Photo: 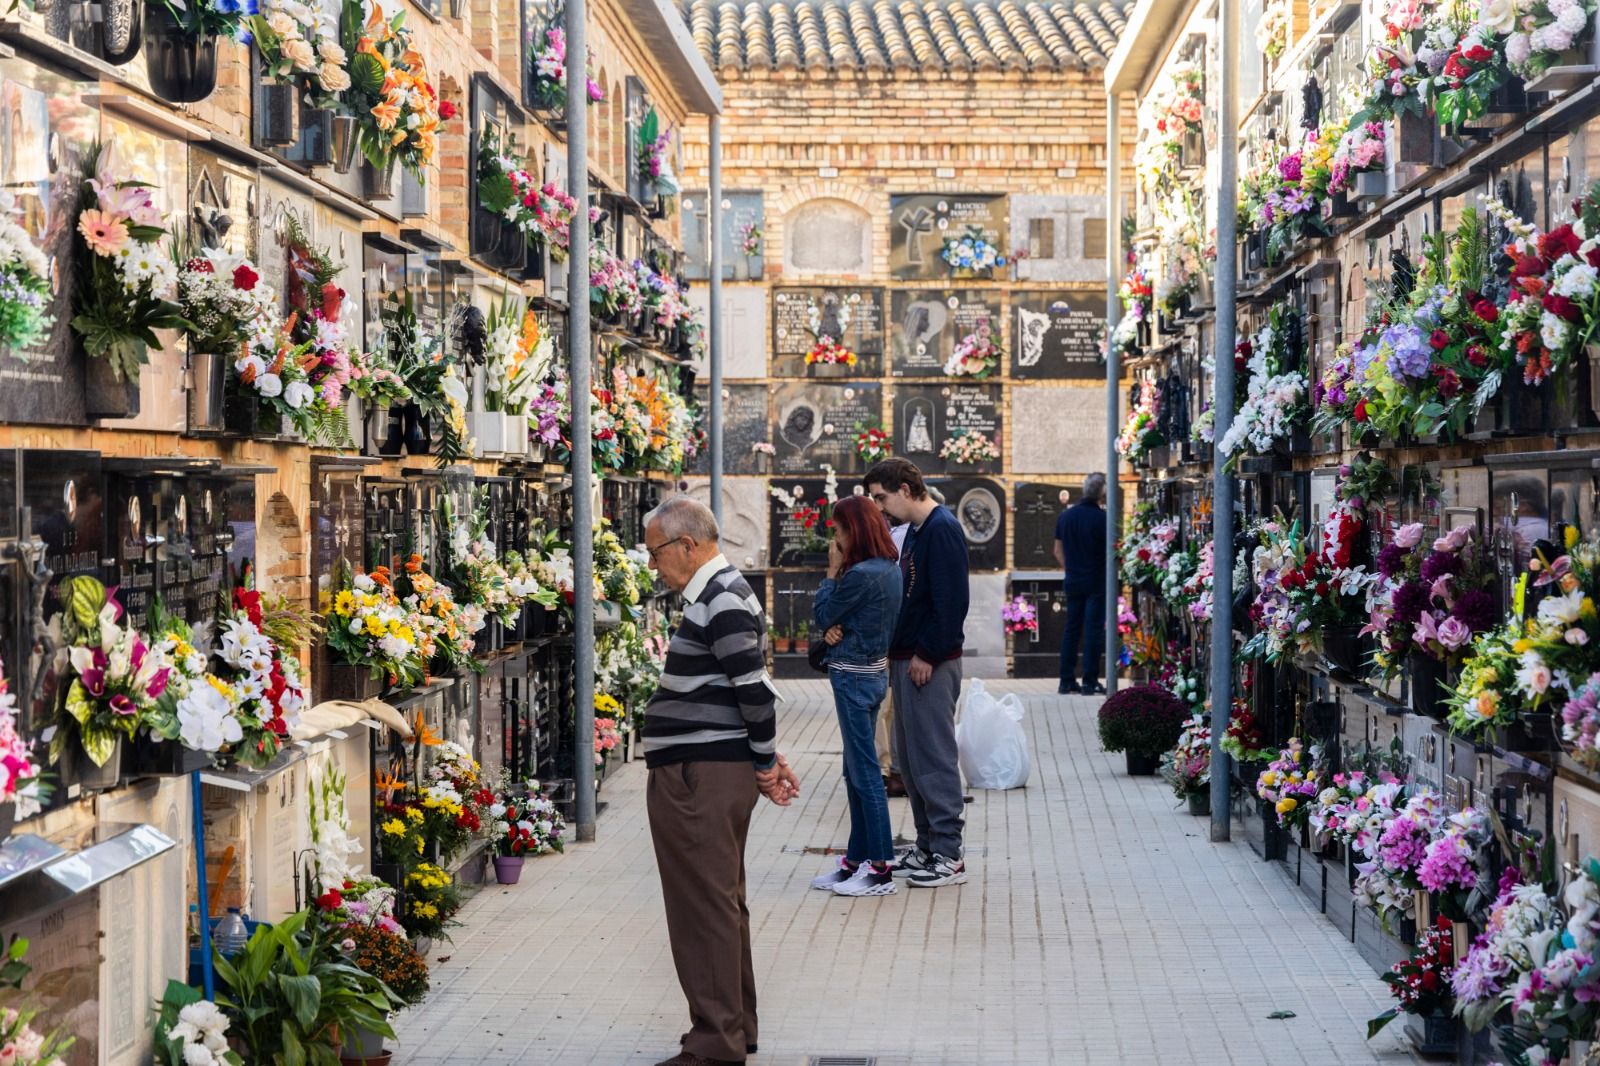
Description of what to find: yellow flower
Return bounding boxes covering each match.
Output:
[1513,639,1533,654]
[1582,597,1596,619]
[205,675,235,701]
[334,590,356,616]
[404,807,424,823]
[1260,771,1280,786]
[365,615,387,637]
[1480,667,1499,685]
[1567,525,1581,549]
[381,818,406,836]
[1276,798,1298,815]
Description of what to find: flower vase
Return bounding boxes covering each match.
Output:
[809,362,852,378]
[1124,750,1159,776]
[1393,112,1434,166]
[755,453,772,475]
[330,115,360,174]
[1320,625,1367,676]
[96,0,143,64]
[948,266,991,282]
[256,78,300,149]
[85,354,140,420]
[363,158,398,203]
[1407,652,1447,719]
[340,1022,387,1060]
[71,738,124,792]
[744,254,761,280]
[1179,129,1204,169]
[1353,170,1387,202]
[493,855,524,884]
[0,802,16,847]
[944,460,987,476]
[144,1,219,103]
[1186,791,1210,816]
[1402,1010,1457,1056]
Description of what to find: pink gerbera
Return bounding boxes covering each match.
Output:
[78,209,129,256]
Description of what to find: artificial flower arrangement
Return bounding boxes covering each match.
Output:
[1156,545,1197,612]
[71,143,185,386]
[1117,504,1178,589]
[211,586,307,769]
[176,246,275,356]
[1162,713,1210,800]
[938,429,1000,465]
[804,294,859,367]
[594,702,622,765]
[944,316,1002,378]
[1366,917,1457,1038]
[325,561,429,691]
[528,23,605,112]
[0,191,52,353]
[1107,267,1149,361]
[589,245,643,321]
[1367,521,1497,685]
[1328,121,1387,196]
[594,519,652,612]
[401,860,462,941]
[0,657,45,818]
[1503,0,1600,81]
[596,620,668,724]
[1181,539,1215,622]
[634,259,692,335]
[1114,378,1163,460]
[1241,509,1377,663]
[1425,21,1510,130]
[394,552,480,674]
[1001,596,1038,635]
[46,576,174,771]
[1218,303,1309,464]
[1133,62,1203,196]
[482,296,550,420]
[1486,183,1600,389]
[636,106,679,202]
[1220,692,1273,762]
[854,425,891,464]
[281,216,357,437]
[154,983,239,1066]
[477,128,581,260]
[336,0,443,178]
[1256,738,1323,830]
[1253,137,1331,265]
[381,291,472,466]
[603,366,695,474]
[1255,0,1287,59]
[249,0,344,91]
[770,466,843,554]
[487,773,565,857]
[939,225,1007,274]
[738,222,763,257]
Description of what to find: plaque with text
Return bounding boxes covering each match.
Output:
[772,381,882,475]
[691,384,769,475]
[1014,482,1074,569]
[1012,291,1105,379]
[889,289,1002,377]
[928,478,1007,571]
[683,190,765,282]
[890,382,1002,475]
[890,193,1007,280]
[768,475,866,567]
[771,287,884,377]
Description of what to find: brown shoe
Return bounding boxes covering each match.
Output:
[885,772,906,798]
[656,1053,743,1066]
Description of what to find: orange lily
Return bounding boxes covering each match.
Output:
[371,565,393,587]
[371,100,401,130]
[405,553,423,573]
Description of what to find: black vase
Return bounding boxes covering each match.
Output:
[379,405,406,456]
[1408,652,1448,719]
[404,405,431,455]
[143,2,218,103]
[1321,625,1367,676]
[1124,750,1160,776]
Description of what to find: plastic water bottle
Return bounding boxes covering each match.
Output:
[214,908,250,957]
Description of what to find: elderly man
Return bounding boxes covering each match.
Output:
[641,496,800,1066]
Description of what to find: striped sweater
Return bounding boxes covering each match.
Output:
[642,558,778,769]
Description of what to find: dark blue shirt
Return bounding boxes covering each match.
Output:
[1056,501,1106,595]
[890,505,969,661]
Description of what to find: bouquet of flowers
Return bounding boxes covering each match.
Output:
[771,470,841,554]
[401,861,462,941]
[70,144,184,384]
[1256,0,1287,58]
[854,425,890,464]
[636,106,678,199]
[250,0,343,90]
[1368,522,1497,681]
[338,0,443,177]
[326,562,428,690]
[1311,771,1404,852]
[1218,305,1309,463]
[281,217,357,434]
[1001,596,1038,635]
[1243,513,1374,663]
[1487,185,1600,388]
[212,587,306,769]
[1220,696,1273,762]
[1367,918,1457,1037]
[154,985,238,1066]
[589,246,642,320]
[738,222,763,257]
[528,24,605,112]
[1114,378,1163,459]
[178,248,275,356]
[396,554,479,672]
[1451,870,1569,1035]
[1162,714,1211,799]
[1426,23,1508,129]
[1118,507,1177,588]
[595,709,622,765]
[940,226,1007,273]
[944,317,1003,378]
[0,191,52,352]
[1256,141,1330,264]
[1182,539,1216,622]
[487,774,565,856]
[1256,738,1322,829]
[805,294,858,366]
[1328,121,1386,195]
[0,657,46,818]
[939,429,999,465]
[1503,0,1600,80]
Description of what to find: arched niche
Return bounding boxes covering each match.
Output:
[784,197,871,276]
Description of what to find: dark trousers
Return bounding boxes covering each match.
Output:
[1060,592,1105,687]
[890,657,965,858]
[830,668,894,863]
[648,760,759,1061]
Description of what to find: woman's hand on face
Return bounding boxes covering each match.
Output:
[826,537,843,579]
[824,625,844,646]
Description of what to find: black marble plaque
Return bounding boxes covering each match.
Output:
[1011,292,1105,380]
[772,382,882,476]
[771,287,884,378]
[105,475,164,631]
[24,450,103,588]
[768,475,865,568]
[765,570,824,639]
[1014,482,1073,569]
[184,478,232,632]
[927,478,1007,571]
[691,384,769,476]
[890,382,1002,476]
[889,193,1007,281]
[889,289,1002,377]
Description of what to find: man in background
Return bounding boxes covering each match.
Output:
[1055,472,1107,696]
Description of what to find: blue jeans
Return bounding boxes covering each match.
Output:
[830,668,894,863]
[1060,592,1105,687]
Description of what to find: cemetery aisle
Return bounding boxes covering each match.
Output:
[390,680,1416,1066]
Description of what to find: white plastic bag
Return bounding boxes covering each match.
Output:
[956,678,1030,789]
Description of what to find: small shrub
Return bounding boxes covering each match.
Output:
[1097,683,1188,758]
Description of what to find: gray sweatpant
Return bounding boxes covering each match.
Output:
[890,657,964,859]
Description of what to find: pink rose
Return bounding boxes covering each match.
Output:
[1436,616,1472,650]
[1432,526,1471,553]
[1394,523,1424,549]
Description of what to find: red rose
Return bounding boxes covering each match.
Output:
[1463,44,1492,62]
[1315,581,1330,597]
[316,889,343,910]
[1429,329,1449,350]
[1588,247,1600,270]
[1512,254,1548,279]
[1466,344,1488,367]
[439,100,458,121]
[185,257,214,274]
[1354,398,1369,422]
[1540,225,1581,261]
[1543,293,1582,322]
[1421,970,1440,991]
[1472,298,1499,323]
[233,264,259,291]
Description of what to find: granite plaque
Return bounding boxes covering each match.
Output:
[766,570,824,641]
[683,190,765,282]
[771,287,884,378]
[889,193,1007,281]
[768,475,866,567]
[684,477,771,571]
[965,571,1007,676]
[1010,195,1108,283]
[13,893,101,1065]
[1011,386,1107,474]
[687,284,766,379]
[772,382,882,475]
[889,289,1002,377]
[106,474,163,631]
[1011,292,1105,380]
[185,477,233,631]
[785,198,871,276]
[691,384,769,476]
[1014,482,1074,569]
[890,382,1002,476]
[927,477,1007,571]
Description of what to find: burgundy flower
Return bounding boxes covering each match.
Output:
[1420,550,1461,584]
[1429,329,1450,351]
[1472,299,1499,324]
[1543,293,1582,322]
[1450,588,1496,633]
[1540,225,1581,261]
[109,694,137,716]
[1377,542,1409,579]
[233,264,260,291]
[1391,581,1430,628]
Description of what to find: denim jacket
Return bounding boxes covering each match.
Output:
[813,557,903,666]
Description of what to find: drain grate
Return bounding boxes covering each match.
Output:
[809,1058,876,1066]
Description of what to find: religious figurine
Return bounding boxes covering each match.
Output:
[906,408,934,453]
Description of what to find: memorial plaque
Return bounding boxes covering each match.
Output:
[889,193,1007,281]
[889,289,1002,377]
[683,190,765,282]
[785,199,871,276]
[691,385,769,476]
[105,474,162,631]
[771,287,884,378]
[772,382,882,475]
[13,893,101,1065]
[890,382,1002,476]
[965,571,1008,675]
[768,475,866,567]
[685,477,771,571]
[185,477,232,631]
[1011,292,1105,380]
[1011,386,1107,474]
[688,285,766,378]
[766,570,824,641]
[928,477,1007,571]
[1014,482,1073,569]
[1010,195,1108,283]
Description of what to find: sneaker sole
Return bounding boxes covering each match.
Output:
[833,883,898,896]
[811,879,850,891]
[908,871,968,887]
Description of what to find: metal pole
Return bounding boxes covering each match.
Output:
[708,114,724,525]
[1209,0,1240,843]
[192,771,214,1000]
[568,0,596,843]
[1103,91,1122,695]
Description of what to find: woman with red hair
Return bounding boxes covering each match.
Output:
[807,494,903,897]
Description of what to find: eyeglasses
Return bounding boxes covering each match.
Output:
[644,536,687,562]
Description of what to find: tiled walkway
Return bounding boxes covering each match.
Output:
[391,679,1419,1065]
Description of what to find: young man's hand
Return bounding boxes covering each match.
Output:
[910,655,933,687]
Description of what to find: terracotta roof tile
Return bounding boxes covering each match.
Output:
[680,0,1130,72]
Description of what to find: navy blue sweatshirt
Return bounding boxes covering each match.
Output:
[890,504,969,662]
[1056,500,1106,595]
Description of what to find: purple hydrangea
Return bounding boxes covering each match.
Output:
[1383,323,1433,380]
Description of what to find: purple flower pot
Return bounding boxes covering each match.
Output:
[494,856,525,885]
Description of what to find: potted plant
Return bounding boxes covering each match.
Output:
[1097,684,1187,775]
[144,0,250,103]
[335,922,430,1062]
[794,621,810,655]
[487,777,566,884]
[773,626,791,655]
[1366,918,1457,1052]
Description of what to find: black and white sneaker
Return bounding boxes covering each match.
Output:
[810,857,858,890]
[891,848,932,879]
[833,864,897,896]
[907,854,967,887]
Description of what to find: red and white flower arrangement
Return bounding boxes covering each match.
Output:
[213,587,305,769]
[944,317,1002,378]
[1487,191,1600,387]
[176,248,277,355]
[854,425,891,463]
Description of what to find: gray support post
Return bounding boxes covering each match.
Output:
[708,114,724,524]
[1209,0,1240,843]
[1104,91,1122,695]
[568,0,596,843]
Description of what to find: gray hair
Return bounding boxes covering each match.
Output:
[1082,472,1106,503]
[644,495,720,544]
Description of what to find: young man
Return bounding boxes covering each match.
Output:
[863,458,969,887]
[640,496,800,1066]
[1054,472,1108,696]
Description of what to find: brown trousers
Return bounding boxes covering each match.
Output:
[647,760,759,1062]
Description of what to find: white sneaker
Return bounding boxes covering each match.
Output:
[891,848,932,878]
[810,857,858,890]
[832,864,898,896]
